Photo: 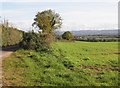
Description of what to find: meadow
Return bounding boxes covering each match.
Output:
[3,41,119,86]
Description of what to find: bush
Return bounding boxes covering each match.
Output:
[62,31,73,40]
[20,31,54,51]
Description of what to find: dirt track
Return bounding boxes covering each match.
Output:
[0,45,19,59]
[0,51,13,59]
[0,45,19,87]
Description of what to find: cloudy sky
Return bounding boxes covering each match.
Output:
[0,0,118,31]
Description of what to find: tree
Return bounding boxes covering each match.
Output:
[32,9,62,34]
[62,31,73,40]
[20,9,62,51]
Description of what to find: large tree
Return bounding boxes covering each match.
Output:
[33,9,62,34]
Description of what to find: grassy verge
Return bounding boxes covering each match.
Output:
[3,41,119,86]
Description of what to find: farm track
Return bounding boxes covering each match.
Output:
[0,45,19,87]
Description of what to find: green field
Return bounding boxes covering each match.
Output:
[3,41,119,86]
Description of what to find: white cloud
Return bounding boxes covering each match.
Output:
[2,10,26,14]
[1,0,119,2]
[1,1,118,31]
[2,10,28,19]
[61,9,117,31]
[8,20,34,31]
[3,8,117,31]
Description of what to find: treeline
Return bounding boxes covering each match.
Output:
[74,36,120,42]
[56,33,120,42]
[0,23,23,47]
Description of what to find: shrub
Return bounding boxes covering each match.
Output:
[20,31,54,51]
[62,31,73,40]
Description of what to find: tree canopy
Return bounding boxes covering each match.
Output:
[62,31,74,40]
[33,9,62,34]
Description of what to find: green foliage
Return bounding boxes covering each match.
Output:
[62,31,73,40]
[20,31,53,51]
[0,25,23,47]
[33,9,62,33]
[75,36,119,42]
[3,42,118,86]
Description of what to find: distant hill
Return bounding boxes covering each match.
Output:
[55,30,119,36]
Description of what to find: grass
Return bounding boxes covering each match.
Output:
[3,41,119,86]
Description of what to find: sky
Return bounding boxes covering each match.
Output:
[0,0,119,31]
